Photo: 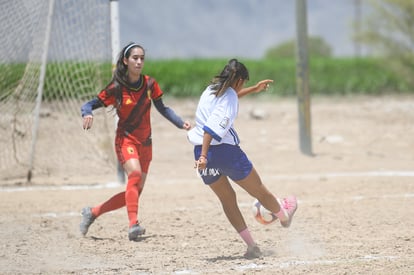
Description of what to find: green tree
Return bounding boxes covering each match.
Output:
[355,0,414,88]
[264,36,332,59]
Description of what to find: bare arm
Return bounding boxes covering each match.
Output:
[238,79,274,98]
[195,132,213,170]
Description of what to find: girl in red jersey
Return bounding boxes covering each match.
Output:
[79,42,191,241]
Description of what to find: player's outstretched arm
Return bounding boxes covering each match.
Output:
[153,97,191,130]
[238,79,274,98]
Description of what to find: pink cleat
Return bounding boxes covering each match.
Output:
[278,196,298,228]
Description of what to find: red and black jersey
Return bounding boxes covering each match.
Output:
[97,75,163,144]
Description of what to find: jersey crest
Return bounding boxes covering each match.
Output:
[219,117,229,129]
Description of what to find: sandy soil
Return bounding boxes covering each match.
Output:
[0,95,413,274]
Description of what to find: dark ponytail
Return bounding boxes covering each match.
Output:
[210,59,249,97]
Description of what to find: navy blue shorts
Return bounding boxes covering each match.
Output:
[194,144,252,185]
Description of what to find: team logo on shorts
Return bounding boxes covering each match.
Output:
[219,117,229,129]
[127,146,134,154]
[198,168,220,177]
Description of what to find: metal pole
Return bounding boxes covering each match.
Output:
[110,0,125,184]
[354,0,362,57]
[295,0,313,156]
[27,0,55,182]
[110,0,120,68]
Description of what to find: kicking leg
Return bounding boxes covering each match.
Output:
[235,167,297,227]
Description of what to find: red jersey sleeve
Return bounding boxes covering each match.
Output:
[97,82,117,107]
[145,76,163,100]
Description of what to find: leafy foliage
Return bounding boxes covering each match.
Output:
[264,36,332,59]
[1,58,412,101]
[355,0,414,86]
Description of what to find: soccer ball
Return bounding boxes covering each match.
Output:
[252,199,278,225]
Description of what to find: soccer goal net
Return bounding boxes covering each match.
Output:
[0,0,117,183]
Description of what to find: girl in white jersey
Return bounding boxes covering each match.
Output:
[187,59,297,259]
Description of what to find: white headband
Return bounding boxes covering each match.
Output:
[123,43,139,58]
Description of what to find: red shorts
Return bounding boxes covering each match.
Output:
[115,135,152,173]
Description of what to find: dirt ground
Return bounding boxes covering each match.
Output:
[1,95,413,274]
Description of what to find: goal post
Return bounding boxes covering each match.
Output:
[0,0,116,183]
[295,0,313,156]
[109,0,126,184]
[27,0,55,182]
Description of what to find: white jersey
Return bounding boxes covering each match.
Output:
[187,85,240,146]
